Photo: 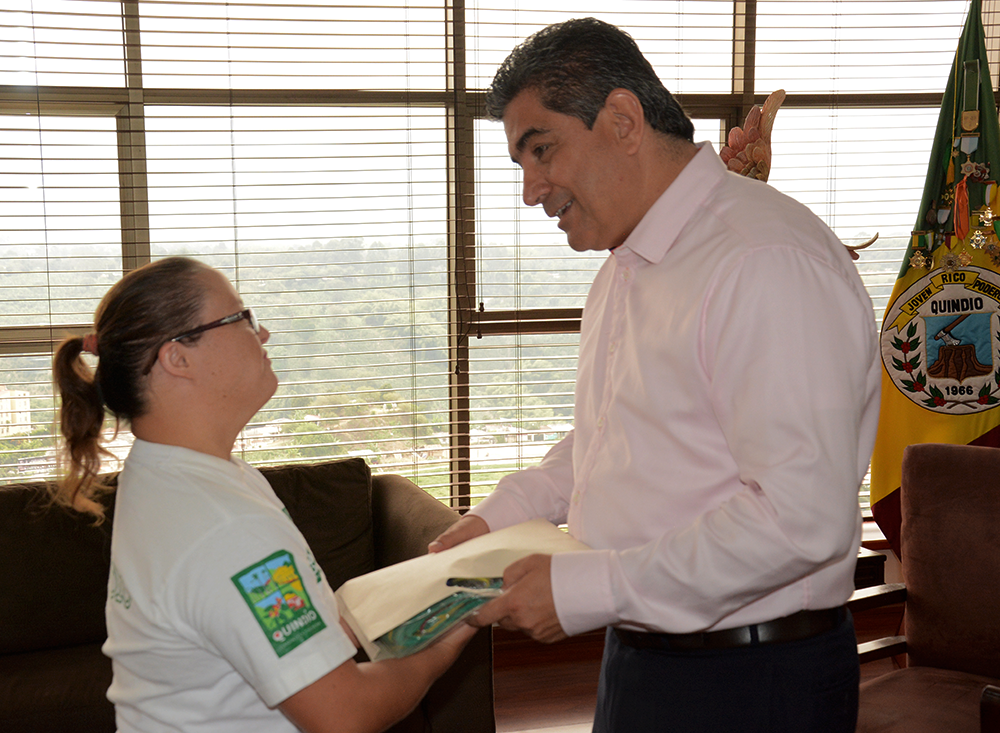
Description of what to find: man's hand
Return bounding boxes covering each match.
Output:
[468,553,566,644]
[428,514,490,553]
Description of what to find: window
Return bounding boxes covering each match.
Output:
[1,0,992,512]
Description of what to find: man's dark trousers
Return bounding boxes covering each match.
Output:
[593,613,859,732]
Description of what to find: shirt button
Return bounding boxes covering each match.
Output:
[597,417,605,430]
[609,342,617,354]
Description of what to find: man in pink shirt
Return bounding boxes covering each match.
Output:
[431,17,880,732]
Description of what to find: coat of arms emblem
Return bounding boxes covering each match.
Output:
[881,266,1000,413]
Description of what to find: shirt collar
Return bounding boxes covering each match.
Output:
[615,141,727,265]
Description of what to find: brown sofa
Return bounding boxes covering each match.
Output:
[0,457,494,733]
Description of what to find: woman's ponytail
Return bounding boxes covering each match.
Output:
[52,335,114,520]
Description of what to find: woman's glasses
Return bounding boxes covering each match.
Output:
[169,308,259,343]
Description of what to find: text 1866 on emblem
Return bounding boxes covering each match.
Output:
[882,267,1000,414]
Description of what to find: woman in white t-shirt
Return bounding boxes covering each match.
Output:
[51,256,475,733]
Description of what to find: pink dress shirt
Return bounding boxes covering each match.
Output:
[470,142,881,636]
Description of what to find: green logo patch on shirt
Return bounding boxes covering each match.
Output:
[232,549,327,657]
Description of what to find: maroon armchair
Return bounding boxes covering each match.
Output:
[848,443,1000,732]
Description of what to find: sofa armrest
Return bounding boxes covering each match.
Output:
[370,474,496,733]
[370,474,461,570]
[372,474,496,733]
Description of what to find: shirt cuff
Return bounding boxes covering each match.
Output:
[550,549,617,637]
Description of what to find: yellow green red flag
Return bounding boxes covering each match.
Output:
[871,0,1000,555]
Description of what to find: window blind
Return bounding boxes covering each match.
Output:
[138,1,446,90]
[1,0,996,513]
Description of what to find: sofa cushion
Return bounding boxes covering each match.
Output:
[0,482,114,655]
[857,666,994,732]
[0,643,115,731]
[260,457,375,592]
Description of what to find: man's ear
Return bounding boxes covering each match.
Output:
[603,89,645,153]
[156,341,194,379]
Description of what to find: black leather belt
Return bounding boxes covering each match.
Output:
[614,606,848,652]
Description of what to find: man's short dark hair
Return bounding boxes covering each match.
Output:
[485,17,695,143]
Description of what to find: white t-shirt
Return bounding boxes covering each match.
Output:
[104,439,357,733]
